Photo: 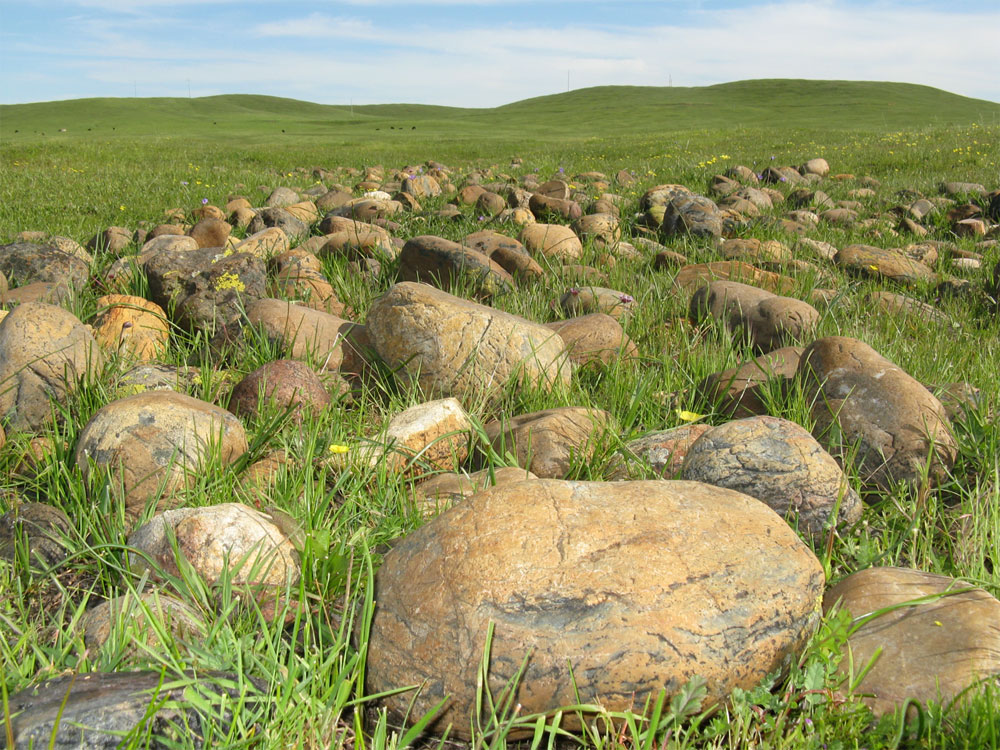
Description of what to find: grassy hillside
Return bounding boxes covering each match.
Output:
[2,80,998,143]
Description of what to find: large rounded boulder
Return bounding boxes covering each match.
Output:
[796,337,957,490]
[366,479,824,738]
[824,567,1000,716]
[75,391,248,518]
[0,302,104,432]
[366,282,571,403]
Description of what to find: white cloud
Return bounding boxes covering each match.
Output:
[4,1,999,106]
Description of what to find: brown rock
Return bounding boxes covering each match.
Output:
[681,416,862,539]
[545,313,638,367]
[697,347,803,418]
[0,302,103,432]
[358,397,473,474]
[75,391,248,518]
[824,567,1000,716]
[796,337,957,489]
[484,407,614,478]
[398,235,513,298]
[461,231,543,280]
[366,282,570,403]
[673,261,797,295]
[91,294,169,361]
[745,296,820,352]
[834,244,938,286]
[187,217,232,249]
[519,223,583,261]
[689,279,775,330]
[228,359,331,421]
[367,479,824,739]
[244,299,370,377]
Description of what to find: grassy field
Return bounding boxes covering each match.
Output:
[1,80,999,748]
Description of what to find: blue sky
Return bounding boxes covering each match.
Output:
[2,0,999,106]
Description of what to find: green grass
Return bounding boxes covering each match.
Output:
[1,79,999,748]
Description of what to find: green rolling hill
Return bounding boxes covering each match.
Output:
[2,80,998,144]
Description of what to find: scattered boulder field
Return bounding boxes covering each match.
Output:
[1,154,998,745]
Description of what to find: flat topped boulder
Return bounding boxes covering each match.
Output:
[367,479,824,739]
[366,282,571,403]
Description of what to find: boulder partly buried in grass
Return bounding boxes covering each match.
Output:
[823,566,1000,717]
[75,391,248,519]
[796,336,957,490]
[0,301,104,432]
[366,282,571,404]
[366,479,824,739]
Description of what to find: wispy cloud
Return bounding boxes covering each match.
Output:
[3,1,999,105]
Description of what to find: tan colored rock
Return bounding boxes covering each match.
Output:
[244,299,370,376]
[187,217,232,249]
[0,302,104,432]
[797,337,957,489]
[560,286,635,321]
[824,567,1000,716]
[232,226,289,259]
[128,503,299,588]
[462,231,543,280]
[366,282,571,403]
[410,466,537,518]
[545,313,638,367]
[81,591,206,653]
[519,223,583,261]
[91,294,169,362]
[673,261,798,295]
[367,479,825,739]
[360,397,473,474]
[835,244,938,286]
[484,407,614,478]
[682,416,862,539]
[75,391,248,518]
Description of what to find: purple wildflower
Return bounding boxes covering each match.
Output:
[180,180,189,186]
[568,287,580,296]
[770,155,776,160]
[477,215,486,222]
[780,176,787,182]
[201,198,209,204]
[619,293,634,305]
[558,167,564,173]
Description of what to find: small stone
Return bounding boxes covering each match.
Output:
[519,223,583,261]
[409,467,538,518]
[607,424,710,479]
[560,286,635,321]
[696,346,803,418]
